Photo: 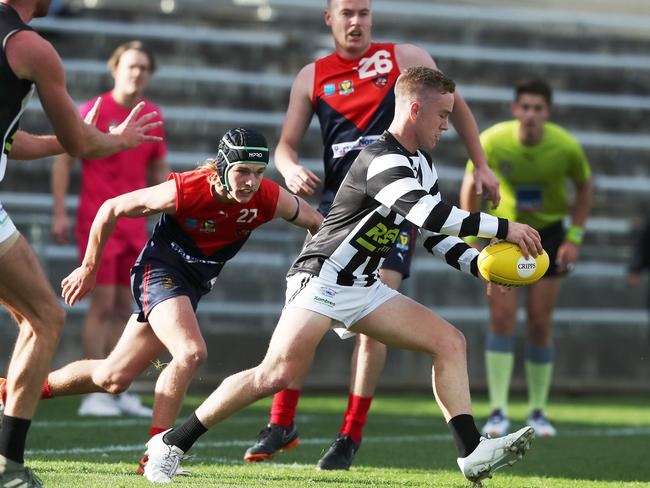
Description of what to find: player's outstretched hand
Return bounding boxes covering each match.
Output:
[473,165,501,208]
[110,101,164,148]
[506,222,542,259]
[61,265,96,306]
[84,97,102,126]
[284,164,320,196]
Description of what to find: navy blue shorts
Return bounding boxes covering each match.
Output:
[131,261,207,323]
[539,221,565,278]
[381,222,417,279]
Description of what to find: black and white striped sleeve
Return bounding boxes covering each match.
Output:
[420,230,480,277]
[366,154,508,239]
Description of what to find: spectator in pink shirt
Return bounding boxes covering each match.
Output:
[51,40,169,417]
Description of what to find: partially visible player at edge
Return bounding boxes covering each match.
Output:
[246,0,501,470]
[0,0,162,486]
[460,78,592,438]
[143,67,540,485]
[51,40,169,419]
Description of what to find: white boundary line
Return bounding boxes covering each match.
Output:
[26,427,650,457]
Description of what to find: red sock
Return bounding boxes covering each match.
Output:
[340,393,373,444]
[150,426,167,439]
[269,388,301,427]
[1,378,52,403]
[41,378,53,400]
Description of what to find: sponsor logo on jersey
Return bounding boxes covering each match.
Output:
[516,186,543,212]
[323,83,336,96]
[200,220,216,232]
[320,286,337,298]
[184,218,198,229]
[170,241,223,265]
[355,222,400,254]
[396,230,410,251]
[372,75,388,87]
[313,295,336,307]
[339,80,354,95]
[331,135,381,159]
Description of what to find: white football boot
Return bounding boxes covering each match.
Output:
[527,410,557,437]
[0,454,43,488]
[116,392,153,417]
[144,430,184,484]
[481,409,510,437]
[77,392,122,416]
[138,449,192,477]
[457,426,535,484]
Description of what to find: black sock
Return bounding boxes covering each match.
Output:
[163,412,207,453]
[0,415,32,464]
[447,414,481,458]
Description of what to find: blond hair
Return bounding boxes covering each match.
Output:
[197,159,220,186]
[394,67,455,102]
[107,41,157,74]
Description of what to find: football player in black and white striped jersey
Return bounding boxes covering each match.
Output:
[145,67,543,485]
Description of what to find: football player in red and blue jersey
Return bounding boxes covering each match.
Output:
[245,0,501,470]
[0,128,322,476]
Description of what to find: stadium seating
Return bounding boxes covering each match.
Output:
[1,0,649,393]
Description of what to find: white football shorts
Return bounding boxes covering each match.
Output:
[0,201,19,257]
[285,271,399,339]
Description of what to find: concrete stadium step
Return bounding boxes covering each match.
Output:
[17,103,650,182]
[30,236,641,313]
[1,167,646,228]
[34,17,300,73]
[33,10,650,97]
[62,0,650,27]
[55,59,650,133]
[56,0,650,51]
[0,185,641,238]
[54,294,646,331]
[408,262,643,310]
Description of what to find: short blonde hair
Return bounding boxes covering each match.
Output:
[107,41,157,74]
[395,67,455,101]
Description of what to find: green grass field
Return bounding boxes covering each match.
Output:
[25,393,650,487]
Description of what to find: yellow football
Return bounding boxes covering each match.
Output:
[477,241,549,286]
